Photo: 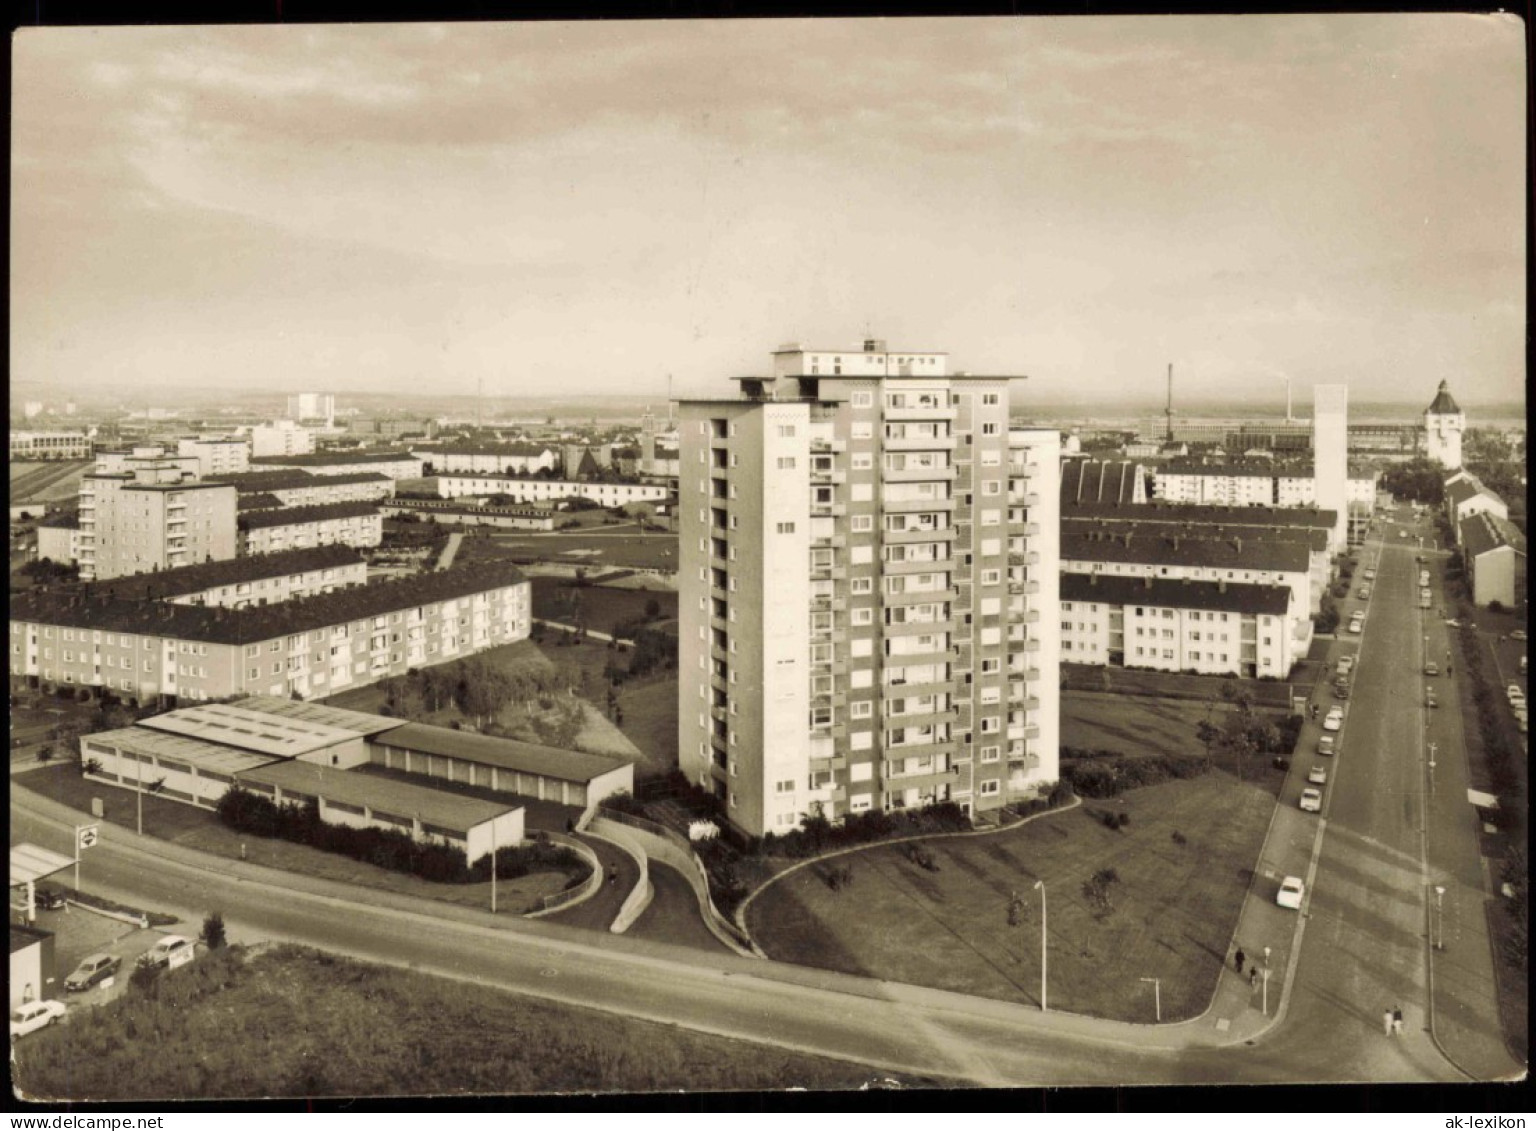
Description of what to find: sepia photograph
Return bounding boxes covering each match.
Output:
[8,11,1527,1105]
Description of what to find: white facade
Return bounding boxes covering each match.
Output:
[678,343,1058,837]
[435,475,668,507]
[1060,587,1295,678]
[10,431,92,460]
[251,420,316,457]
[1312,385,1349,552]
[239,509,383,556]
[287,393,336,425]
[417,448,558,476]
[1424,380,1465,470]
[177,437,251,479]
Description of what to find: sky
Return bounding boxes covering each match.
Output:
[10,16,1527,408]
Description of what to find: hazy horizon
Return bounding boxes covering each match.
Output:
[12,17,1526,408]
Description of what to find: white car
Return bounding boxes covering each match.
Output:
[1300,788,1323,813]
[1507,685,1524,702]
[1338,655,1356,675]
[137,935,195,970]
[1276,876,1306,910]
[1323,711,1343,732]
[10,999,66,1039]
[1348,619,1364,635]
[1362,569,1376,581]
[1317,735,1336,757]
[1308,765,1328,785]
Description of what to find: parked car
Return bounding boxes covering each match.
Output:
[1338,654,1356,674]
[1425,687,1438,708]
[34,889,66,911]
[1444,618,1462,628]
[137,935,195,971]
[1362,568,1376,581]
[64,953,121,993]
[1507,684,1524,702]
[10,999,66,1039]
[1276,876,1306,909]
[1348,618,1364,635]
[1359,585,1372,599]
[1333,684,1350,701]
[1511,630,1527,642]
[1300,788,1323,813]
[1323,710,1344,732]
[1424,661,1439,677]
[1308,765,1329,785]
[1317,735,1336,757]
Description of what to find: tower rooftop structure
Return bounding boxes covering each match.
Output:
[1426,380,1461,416]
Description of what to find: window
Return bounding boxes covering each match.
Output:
[851,701,873,719]
[982,393,1000,406]
[979,717,1000,734]
[851,392,873,408]
[980,745,1000,763]
[776,780,795,794]
[852,608,873,626]
[776,522,796,534]
[777,424,796,438]
[852,453,873,470]
[982,423,999,436]
[851,577,873,595]
[852,515,873,532]
[851,422,873,440]
[981,569,1001,585]
[777,457,796,470]
[979,780,1000,796]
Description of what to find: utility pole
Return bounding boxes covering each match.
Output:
[1262,946,1272,1016]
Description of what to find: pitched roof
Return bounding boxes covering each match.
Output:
[238,500,381,531]
[374,722,630,784]
[230,694,405,737]
[1460,511,1526,559]
[1061,529,1310,573]
[1445,475,1503,508]
[1060,500,1338,530]
[1426,379,1461,415]
[249,451,419,468]
[11,559,527,645]
[237,492,286,512]
[1060,459,1143,505]
[212,469,391,492]
[422,442,553,457]
[1062,517,1328,553]
[1060,571,1292,616]
[55,545,363,602]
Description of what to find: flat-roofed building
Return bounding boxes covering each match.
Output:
[237,501,383,555]
[1060,573,1296,678]
[251,420,316,458]
[77,467,238,582]
[176,436,250,478]
[36,512,80,566]
[10,431,92,461]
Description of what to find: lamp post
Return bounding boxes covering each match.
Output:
[1140,976,1161,1022]
[1428,741,1437,798]
[1434,884,1445,950]
[1034,879,1047,1013]
[1262,946,1272,1016]
[490,819,498,915]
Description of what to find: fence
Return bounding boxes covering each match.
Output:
[591,810,757,958]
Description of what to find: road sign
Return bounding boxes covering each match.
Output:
[76,825,99,851]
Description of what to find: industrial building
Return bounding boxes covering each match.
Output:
[677,339,1060,836]
[10,431,93,461]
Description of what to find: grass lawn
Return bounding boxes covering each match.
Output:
[531,575,678,636]
[13,943,937,1099]
[18,766,574,917]
[459,529,679,572]
[747,773,1276,1023]
[1061,690,1290,796]
[536,635,677,776]
[1060,663,1298,709]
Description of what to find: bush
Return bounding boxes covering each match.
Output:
[1065,753,1211,798]
[201,912,227,950]
[1117,812,1130,827]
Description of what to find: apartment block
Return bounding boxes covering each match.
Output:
[10,560,530,704]
[77,466,238,582]
[677,340,1059,837]
[94,445,200,479]
[176,436,251,479]
[249,451,424,481]
[433,475,668,508]
[85,545,368,608]
[215,470,395,507]
[413,444,559,476]
[237,501,384,555]
[250,420,316,458]
[287,393,336,425]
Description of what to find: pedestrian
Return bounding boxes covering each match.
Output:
[607,864,617,885]
[1248,967,1258,990]
[1383,1008,1394,1036]
[1234,947,1246,974]
[1393,1006,1404,1035]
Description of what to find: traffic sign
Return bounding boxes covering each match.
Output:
[76,825,99,851]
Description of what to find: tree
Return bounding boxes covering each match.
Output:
[644,598,661,621]
[201,912,227,950]
[1083,867,1121,914]
[35,743,54,765]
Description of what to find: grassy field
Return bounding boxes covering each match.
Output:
[18,766,574,916]
[10,460,91,503]
[1060,663,1302,708]
[459,528,679,571]
[537,635,678,776]
[532,575,678,636]
[13,943,930,1099]
[747,773,1276,1023]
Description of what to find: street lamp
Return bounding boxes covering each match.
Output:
[1434,885,1445,950]
[1262,946,1272,1017]
[1140,976,1161,1022]
[1034,879,1047,1013]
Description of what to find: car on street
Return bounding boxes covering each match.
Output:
[1425,687,1438,708]
[1276,876,1306,909]
[1400,531,1409,538]
[64,953,121,993]
[137,935,195,971]
[1348,619,1363,635]
[1424,661,1439,676]
[1317,735,1336,756]
[10,999,66,1039]
[1308,764,1329,785]
[1507,684,1524,701]
[1444,619,1461,628]
[1299,787,1323,812]
[1333,683,1350,700]
[1323,709,1343,732]
[1511,630,1527,641]
[1359,585,1372,599]
[1362,568,1376,581]
[1338,654,1355,674]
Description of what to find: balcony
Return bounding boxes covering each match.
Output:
[881,495,955,513]
[882,465,957,484]
[883,433,957,452]
[883,403,956,421]
[882,525,955,544]
[809,437,848,453]
[809,502,847,518]
[883,555,951,576]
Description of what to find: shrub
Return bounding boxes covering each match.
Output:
[201,912,227,950]
[1171,830,1187,846]
[1117,812,1130,827]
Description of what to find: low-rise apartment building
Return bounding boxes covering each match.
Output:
[237,502,383,556]
[249,451,424,481]
[1060,573,1296,678]
[433,474,669,508]
[1459,511,1526,610]
[413,443,559,476]
[379,498,557,531]
[215,470,395,507]
[1444,471,1509,540]
[250,420,316,458]
[86,545,368,608]
[10,560,530,704]
[36,513,80,565]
